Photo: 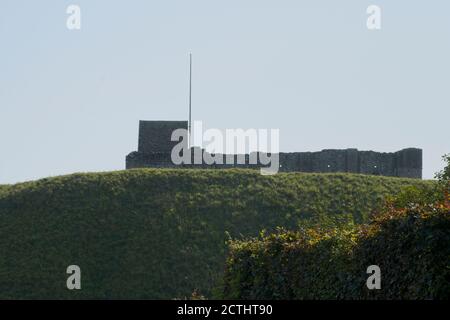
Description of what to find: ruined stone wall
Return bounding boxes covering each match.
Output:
[126,121,422,179]
[126,147,422,179]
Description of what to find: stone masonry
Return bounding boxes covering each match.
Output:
[126,121,422,179]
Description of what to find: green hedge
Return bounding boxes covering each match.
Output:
[221,202,450,299]
[0,169,432,299]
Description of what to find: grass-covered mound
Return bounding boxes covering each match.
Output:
[220,165,450,299]
[0,169,432,299]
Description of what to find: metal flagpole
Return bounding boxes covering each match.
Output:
[188,53,192,148]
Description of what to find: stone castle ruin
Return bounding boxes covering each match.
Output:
[126,120,423,179]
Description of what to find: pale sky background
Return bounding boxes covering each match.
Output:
[0,0,449,183]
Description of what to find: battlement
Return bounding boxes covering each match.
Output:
[126,121,422,179]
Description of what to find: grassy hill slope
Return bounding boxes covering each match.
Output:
[0,169,433,299]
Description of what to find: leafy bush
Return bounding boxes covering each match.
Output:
[349,203,449,299]
[221,227,355,299]
[221,203,449,299]
[436,154,450,207]
[221,159,450,299]
[0,169,431,299]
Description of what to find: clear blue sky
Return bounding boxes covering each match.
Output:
[0,0,448,183]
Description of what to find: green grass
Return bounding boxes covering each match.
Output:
[0,169,433,299]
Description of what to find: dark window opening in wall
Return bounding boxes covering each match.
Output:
[372,165,380,176]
